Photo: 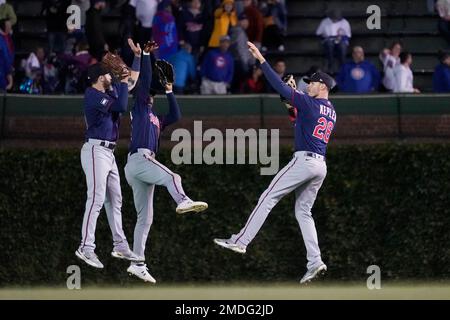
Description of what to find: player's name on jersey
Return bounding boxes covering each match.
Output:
[320,104,337,121]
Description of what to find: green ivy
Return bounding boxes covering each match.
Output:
[0,144,449,285]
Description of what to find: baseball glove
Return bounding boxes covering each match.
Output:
[101,52,130,80]
[154,59,175,86]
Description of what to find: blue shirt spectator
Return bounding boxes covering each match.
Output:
[433,51,450,93]
[153,0,178,60]
[200,35,234,94]
[0,19,13,90]
[167,43,196,93]
[201,40,234,83]
[178,0,208,58]
[337,46,380,93]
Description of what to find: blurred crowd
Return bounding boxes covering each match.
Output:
[0,0,450,95]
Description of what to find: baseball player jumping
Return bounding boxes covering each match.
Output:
[214,42,337,284]
[76,40,143,268]
[124,41,208,283]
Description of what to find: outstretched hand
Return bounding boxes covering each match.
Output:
[144,41,159,54]
[247,41,266,64]
[128,38,142,57]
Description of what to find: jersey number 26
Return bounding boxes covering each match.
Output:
[312,117,334,143]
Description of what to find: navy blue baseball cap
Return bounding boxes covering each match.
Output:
[303,72,336,90]
[87,63,109,83]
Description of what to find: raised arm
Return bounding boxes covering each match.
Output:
[136,41,159,106]
[247,42,293,101]
[127,38,142,91]
[161,83,181,128]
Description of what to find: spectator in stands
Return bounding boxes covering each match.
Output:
[379,41,402,92]
[437,0,450,44]
[153,0,179,60]
[178,0,208,61]
[260,0,287,52]
[393,51,420,93]
[65,1,91,55]
[0,18,13,91]
[0,0,17,26]
[230,13,255,92]
[337,46,380,93]
[201,35,234,94]
[20,47,46,94]
[241,65,266,93]
[133,0,158,46]
[24,47,45,81]
[43,0,71,54]
[85,0,108,61]
[316,8,351,73]
[167,42,197,94]
[243,0,264,49]
[208,0,237,48]
[433,51,450,92]
[297,65,321,92]
[61,40,96,93]
[266,58,285,92]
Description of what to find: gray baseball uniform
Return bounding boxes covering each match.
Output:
[228,63,337,270]
[124,52,187,261]
[79,82,131,254]
[125,150,188,259]
[230,152,327,269]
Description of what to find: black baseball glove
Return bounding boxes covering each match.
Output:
[154,59,175,87]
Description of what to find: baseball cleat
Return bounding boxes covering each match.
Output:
[213,238,247,254]
[176,200,208,214]
[75,249,104,269]
[300,264,327,284]
[111,248,141,262]
[127,264,156,283]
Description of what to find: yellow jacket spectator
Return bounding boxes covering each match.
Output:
[208,0,237,48]
[0,1,17,26]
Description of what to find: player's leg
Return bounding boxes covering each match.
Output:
[76,144,111,268]
[294,159,328,283]
[134,153,207,214]
[220,154,312,251]
[131,183,155,261]
[104,157,138,261]
[124,158,157,283]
